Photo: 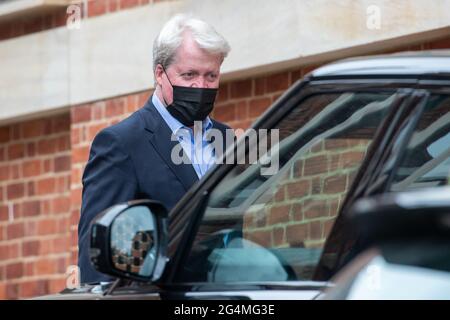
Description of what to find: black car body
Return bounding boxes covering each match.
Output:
[36,50,450,300]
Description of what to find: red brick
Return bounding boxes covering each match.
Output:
[304,200,328,219]
[324,139,348,150]
[286,223,307,246]
[215,103,236,122]
[22,240,40,256]
[71,188,82,207]
[6,263,23,279]
[0,127,10,143]
[87,122,109,141]
[37,139,56,155]
[329,154,340,171]
[308,221,323,240]
[7,143,25,160]
[35,259,55,275]
[341,151,365,169]
[22,159,41,177]
[268,204,291,225]
[26,142,36,157]
[290,69,302,84]
[6,283,19,300]
[25,221,38,237]
[254,77,266,95]
[235,100,248,120]
[230,79,252,99]
[43,158,53,173]
[105,98,125,117]
[216,83,229,103]
[1,243,20,260]
[7,183,25,200]
[71,105,91,124]
[266,72,289,93]
[249,97,271,118]
[246,230,272,247]
[57,135,71,152]
[71,167,82,185]
[274,186,285,202]
[120,0,139,9]
[49,278,66,294]
[54,155,71,172]
[22,119,47,138]
[39,239,53,255]
[0,283,5,299]
[137,91,150,106]
[126,95,140,113]
[11,124,21,139]
[72,145,90,164]
[7,222,25,240]
[71,127,82,145]
[37,219,57,236]
[88,0,107,17]
[273,227,285,246]
[304,155,328,176]
[52,114,70,133]
[37,178,56,195]
[324,174,347,194]
[52,197,70,214]
[22,200,41,217]
[24,262,34,277]
[10,163,20,179]
[286,180,310,199]
[291,203,303,221]
[52,236,70,254]
[0,164,9,180]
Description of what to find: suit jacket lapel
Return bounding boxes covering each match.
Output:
[140,98,199,191]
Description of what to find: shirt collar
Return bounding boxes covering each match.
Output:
[152,94,213,135]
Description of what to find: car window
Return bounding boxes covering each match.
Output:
[178,92,398,283]
[390,95,450,191]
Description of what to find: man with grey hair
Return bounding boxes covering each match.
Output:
[78,14,232,283]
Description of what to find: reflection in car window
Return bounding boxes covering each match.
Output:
[179,92,396,283]
[390,95,450,191]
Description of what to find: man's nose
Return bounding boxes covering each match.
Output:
[191,77,209,88]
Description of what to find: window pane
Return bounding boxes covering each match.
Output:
[390,95,450,191]
[179,92,396,283]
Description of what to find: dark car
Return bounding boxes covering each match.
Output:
[321,186,450,300]
[36,50,450,299]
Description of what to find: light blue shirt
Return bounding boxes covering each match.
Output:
[152,94,216,179]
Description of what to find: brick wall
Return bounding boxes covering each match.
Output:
[0,0,175,41]
[0,24,449,298]
[0,114,71,299]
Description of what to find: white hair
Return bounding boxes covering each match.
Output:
[153,14,231,72]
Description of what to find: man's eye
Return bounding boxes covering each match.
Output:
[182,73,194,78]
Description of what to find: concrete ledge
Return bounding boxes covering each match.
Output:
[0,0,450,125]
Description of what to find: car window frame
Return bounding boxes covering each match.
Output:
[163,77,429,288]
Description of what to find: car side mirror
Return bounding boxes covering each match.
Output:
[89,200,169,282]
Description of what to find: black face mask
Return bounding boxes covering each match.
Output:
[162,69,218,127]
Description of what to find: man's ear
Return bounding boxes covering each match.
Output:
[154,64,164,86]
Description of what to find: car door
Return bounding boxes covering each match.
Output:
[158,80,428,300]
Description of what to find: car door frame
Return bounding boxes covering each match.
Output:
[101,75,434,299]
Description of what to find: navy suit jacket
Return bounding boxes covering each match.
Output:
[78,96,230,283]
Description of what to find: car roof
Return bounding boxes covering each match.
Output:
[311,50,450,77]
